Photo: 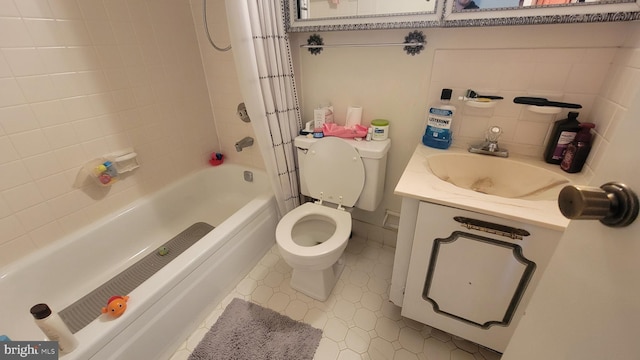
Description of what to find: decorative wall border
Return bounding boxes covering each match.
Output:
[283,0,640,32]
[442,10,640,27]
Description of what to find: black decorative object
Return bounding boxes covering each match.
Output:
[403,30,425,56]
[306,34,324,55]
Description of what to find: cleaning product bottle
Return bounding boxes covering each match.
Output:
[543,111,581,164]
[30,303,78,355]
[423,88,455,149]
[560,123,596,173]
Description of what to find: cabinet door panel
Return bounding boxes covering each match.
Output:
[424,231,535,327]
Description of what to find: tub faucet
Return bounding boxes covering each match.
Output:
[235,137,254,152]
[468,126,509,158]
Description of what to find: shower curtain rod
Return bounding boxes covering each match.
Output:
[301,31,426,56]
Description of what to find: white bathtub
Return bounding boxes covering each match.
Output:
[0,164,278,360]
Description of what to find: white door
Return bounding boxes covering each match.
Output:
[502,92,640,358]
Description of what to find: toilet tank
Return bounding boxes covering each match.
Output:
[294,136,391,211]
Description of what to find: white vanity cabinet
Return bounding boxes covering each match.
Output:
[397,201,562,353]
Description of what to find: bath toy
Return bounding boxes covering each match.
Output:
[209,152,224,166]
[158,246,169,256]
[101,295,129,318]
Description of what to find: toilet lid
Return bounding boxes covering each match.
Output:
[304,137,365,207]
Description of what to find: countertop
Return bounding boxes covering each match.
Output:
[394,144,592,231]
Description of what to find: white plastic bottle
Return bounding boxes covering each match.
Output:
[30,303,78,355]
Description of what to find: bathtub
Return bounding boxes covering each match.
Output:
[0,164,278,360]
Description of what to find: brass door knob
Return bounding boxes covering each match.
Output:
[558,182,638,227]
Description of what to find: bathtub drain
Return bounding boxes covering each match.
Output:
[58,222,214,333]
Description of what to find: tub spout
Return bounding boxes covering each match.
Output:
[235,137,254,152]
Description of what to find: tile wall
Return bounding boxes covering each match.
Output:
[428,48,614,160]
[189,0,264,168]
[292,23,639,229]
[0,0,220,267]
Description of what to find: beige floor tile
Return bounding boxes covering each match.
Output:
[172,239,503,360]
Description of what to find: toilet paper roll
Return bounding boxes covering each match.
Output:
[345,106,362,128]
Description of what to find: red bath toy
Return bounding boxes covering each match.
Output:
[101,295,129,318]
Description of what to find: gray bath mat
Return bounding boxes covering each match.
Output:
[59,222,214,333]
[188,298,322,360]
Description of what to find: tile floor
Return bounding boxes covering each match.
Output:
[169,236,503,360]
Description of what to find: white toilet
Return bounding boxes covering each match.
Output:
[276,136,390,301]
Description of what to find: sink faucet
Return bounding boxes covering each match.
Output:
[468,126,509,157]
[235,136,254,152]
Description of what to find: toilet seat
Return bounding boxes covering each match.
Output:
[276,202,351,261]
[303,137,365,207]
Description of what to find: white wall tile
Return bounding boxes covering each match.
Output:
[16,75,58,102]
[530,63,572,92]
[53,144,86,170]
[2,182,44,212]
[0,215,25,245]
[28,220,64,248]
[564,63,610,94]
[0,18,34,47]
[103,0,131,21]
[9,129,51,158]
[46,188,92,218]
[80,137,109,159]
[61,96,94,120]
[0,0,19,17]
[0,235,36,266]
[42,123,79,149]
[22,152,62,180]
[47,0,84,20]
[0,136,19,164]
[29,100,69,127]
[15,202,54,232]
[57,19,92,46]
[14,0,54,18]
[35,172,71,200]
[2,48,46,76]
[85,20,117,45]
[0,194,11,218]
[513,121,550,146]
[77,0,109,20]
[0,0,221,267]
[0,51,12,77]
[0,161,32,191]
[24,18,61,47]
[73,116,104,142]
[0,105,39,134]
[610,66,640,108]
[0,78,27,107]
[582,48,617,64]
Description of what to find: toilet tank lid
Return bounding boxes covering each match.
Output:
[295,136,390,159]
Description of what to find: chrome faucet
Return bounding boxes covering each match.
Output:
[468,126,509,157]
[235,136,254,152]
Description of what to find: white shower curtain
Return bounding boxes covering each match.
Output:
[226,0,302,216]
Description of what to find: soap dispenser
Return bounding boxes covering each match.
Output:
[543,111,581,164]
[560,123,596,173]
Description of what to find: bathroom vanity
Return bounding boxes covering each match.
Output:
[391,144,589,352]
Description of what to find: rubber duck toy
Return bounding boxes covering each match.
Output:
[101,295,129,318]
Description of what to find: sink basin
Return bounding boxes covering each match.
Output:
[426,153,570,200]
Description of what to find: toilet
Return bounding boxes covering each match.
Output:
[276,136,390,301]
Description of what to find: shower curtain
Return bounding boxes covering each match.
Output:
[226,0,302,216]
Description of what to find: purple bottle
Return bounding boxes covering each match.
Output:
[560,123,596,173]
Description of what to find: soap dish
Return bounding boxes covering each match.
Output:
[465,100,496,109]
[527,105,562,115]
